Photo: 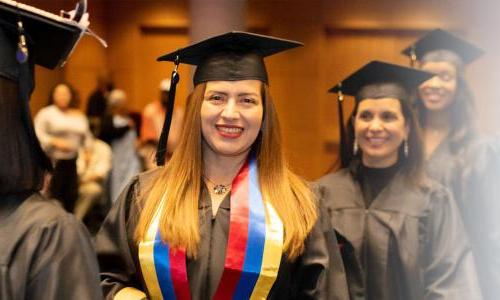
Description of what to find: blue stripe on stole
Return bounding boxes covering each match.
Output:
[233,159,266,299]
[154,230,177,299]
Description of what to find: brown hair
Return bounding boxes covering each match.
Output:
[0,77,48,194]
[135,82,317,260]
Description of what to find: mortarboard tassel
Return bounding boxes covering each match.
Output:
[337,83,349,168]
[16,13,28,63]
[409,45,417,68]
[156,55,180,166]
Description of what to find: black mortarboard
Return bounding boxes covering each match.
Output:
[328,60,433,167]
[0,0,101,172]
[155,31,303,165]
[158,31,302,85]
[402,29,484,67]
[0,0,92,71]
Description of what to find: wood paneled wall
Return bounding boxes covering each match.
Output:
[22,0,500,180]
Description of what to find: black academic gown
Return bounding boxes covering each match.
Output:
[317,169,482,300]
[96,168,335,299]
[0,192,103,300]
[429,136,500,300]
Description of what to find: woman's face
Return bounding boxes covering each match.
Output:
[201,80,263,158]
[354,98,409,168]
[418,61,458,112]
[52,84,72,110]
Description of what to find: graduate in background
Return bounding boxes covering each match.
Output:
[403,29,500,300]
[318,61,482,299]
[95,31,342,299]
[0,0,102,299]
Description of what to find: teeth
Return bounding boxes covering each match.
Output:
[218,126,243,133]
[367,138,386,144]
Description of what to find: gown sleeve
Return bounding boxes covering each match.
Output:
[294,212,330,299]
[305,184,350,300]
[95,176,147,300]
[422,185,482,300]
[26,214,103,300]
[459,135,500,299]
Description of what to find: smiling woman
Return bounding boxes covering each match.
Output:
[201,80,264,158]
[95,31,347,299]
[404,29,500,299]
[318,61,482,299]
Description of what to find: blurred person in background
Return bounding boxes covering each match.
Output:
[86,71,114,137]
[139,78,184,169]
[35,82,93,212]
[0,1,102,298]
[75,138,112,222]
[404,29,500,299]
[100,89,141,202]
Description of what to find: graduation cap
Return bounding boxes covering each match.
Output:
[0,0,104,171]
[402,29,484,67]
[328,60,433,167]
[155,31,303,165]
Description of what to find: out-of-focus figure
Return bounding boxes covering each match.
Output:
[101,89,141,202]
[139,78,184,169]
[403,29,500,300]
[75,138,112,221]
[35,82,92,212]
[86,71,114,137]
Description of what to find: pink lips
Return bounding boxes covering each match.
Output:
[365,137,387,147]
[215,124,244,139]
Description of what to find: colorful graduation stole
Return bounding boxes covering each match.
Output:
[138,158,284,300]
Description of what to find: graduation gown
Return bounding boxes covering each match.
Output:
[96,168,335,299]
[430,136,500,300]
[317,169,482,300]
[0,192,102,300]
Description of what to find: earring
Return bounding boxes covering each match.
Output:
[353,138,359,155]
[404,139,409,157]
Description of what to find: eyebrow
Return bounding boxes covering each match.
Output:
[205,90,260,97]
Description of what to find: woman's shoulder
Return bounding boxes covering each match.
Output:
[35,105,57,117]
[15,193,75,225]
[462,134,500,169]
[415,176,455,209]
[117,167,164,206]
[315,168,353,189]
[4,193,92,248]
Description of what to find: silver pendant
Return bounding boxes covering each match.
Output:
[213,184,229,195]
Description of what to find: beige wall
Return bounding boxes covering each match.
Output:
[24,0,500,180]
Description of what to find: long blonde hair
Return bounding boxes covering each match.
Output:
[135,82,317,260]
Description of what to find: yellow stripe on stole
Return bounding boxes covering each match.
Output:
[114,287,147,300]
[250,201,284,299]
[138,199,166,300]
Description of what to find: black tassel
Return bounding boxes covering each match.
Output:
[410,45,417,68]
[337,87,349,168]
[156,55,180,166]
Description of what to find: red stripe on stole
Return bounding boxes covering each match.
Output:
[213,162,250,299]
[169,248,191,299]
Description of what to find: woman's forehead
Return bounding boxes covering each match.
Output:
[358,98,403,111]
[204,80,262,93]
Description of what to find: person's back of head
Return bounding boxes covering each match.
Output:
[0,76,47,194]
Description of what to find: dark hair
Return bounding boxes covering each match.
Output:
[345,96,424,185]
[414,70,476,154]
[0,76,48,194]
[47,82,80,108]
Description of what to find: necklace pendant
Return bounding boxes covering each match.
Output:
[213,184,228,195]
